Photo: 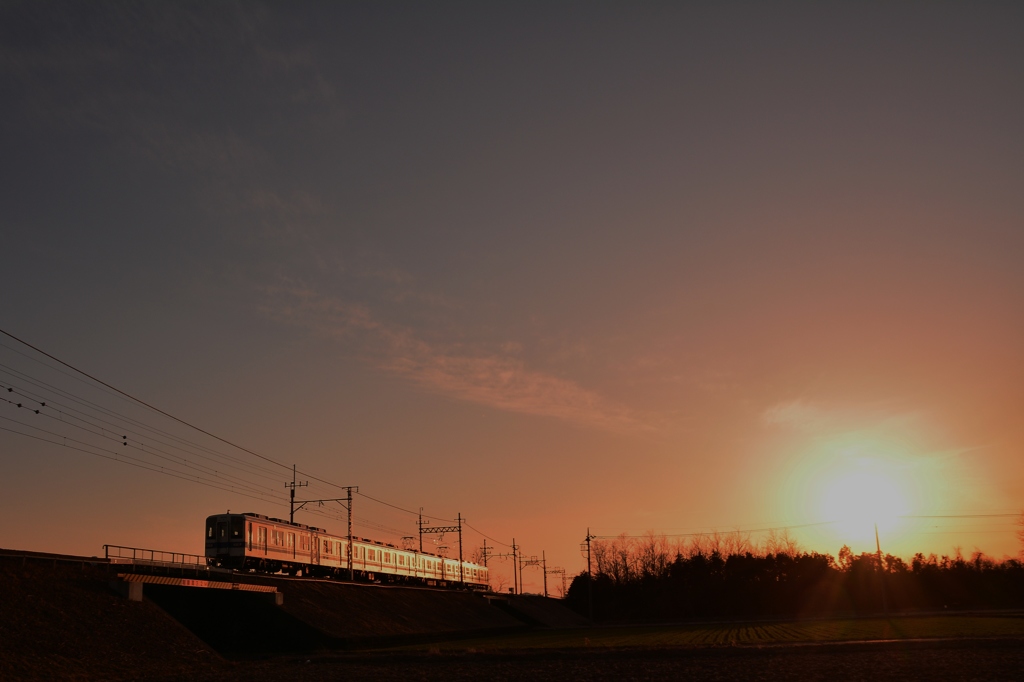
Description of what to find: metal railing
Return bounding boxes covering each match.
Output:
[103,544,208,568]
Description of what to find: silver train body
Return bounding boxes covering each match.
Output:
[205,512,489,588]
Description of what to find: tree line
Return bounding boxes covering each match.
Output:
[565,531,1024,621]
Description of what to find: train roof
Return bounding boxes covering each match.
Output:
[237,511,326,533]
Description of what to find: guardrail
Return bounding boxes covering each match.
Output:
[103,544,208,568]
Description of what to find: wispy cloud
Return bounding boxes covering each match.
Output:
[260,284,645,432]
[762,399,830,432]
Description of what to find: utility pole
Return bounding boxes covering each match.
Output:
[292,485,358,580]
[346,486,354,581]
[487,541,520,594]
[512,538,518,594]
[418,508,424,553]
[545,566,567,598]
[518,552,543,595]
[419,514,466,585]
[285,465,308,524]
[481,538,488,567]
[875,522,888,615]
[458,513,464,584]
[582,528,595,620]
[542,550,548,598]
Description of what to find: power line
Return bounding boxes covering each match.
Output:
[0,335,364,504]
[0,327,292,472]
[0,423,288,505]
[0,362,286,480]
[902,514,1020,519]
[0,330,517,552]
[463,520,512,548]
[355,490,452,523]
[596,520,837,540]
[1,381,293,499]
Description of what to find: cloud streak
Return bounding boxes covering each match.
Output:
[260,284,645,432]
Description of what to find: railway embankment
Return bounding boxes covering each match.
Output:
[1,549,585,677]
[0,550,224,680]
[144,574,532,656]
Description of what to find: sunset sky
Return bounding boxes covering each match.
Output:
[2,2,1022,592]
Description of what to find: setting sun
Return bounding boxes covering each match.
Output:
[776,428,949,554]
[814,458,912,545]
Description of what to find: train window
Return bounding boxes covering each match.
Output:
[231,517,243,538]
[217,522,227,539]
[207,522,214,539]
[287,533,295,548]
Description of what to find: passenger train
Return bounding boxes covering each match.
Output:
[205,512,489,589]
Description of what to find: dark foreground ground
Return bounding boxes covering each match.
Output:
[172,640,1024,682]
[3,551,1024,680]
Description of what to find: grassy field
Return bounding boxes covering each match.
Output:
[393,614,1024,652]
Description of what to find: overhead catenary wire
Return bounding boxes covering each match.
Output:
[0,330,520,552]
[355,490,453,524]
[0,411,287,503]
[463,520,512,548]
[1,382,293,499]
[0,364,286,480]
[0,327,293,472]
[0,423,289,506]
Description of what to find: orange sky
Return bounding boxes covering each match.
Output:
[1,3,1022,593]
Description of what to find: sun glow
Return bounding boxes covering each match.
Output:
[779,433,938,554]
[813,458,913,544]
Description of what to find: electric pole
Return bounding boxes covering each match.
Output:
[487,541,520,594]
[542,550,547,598]
[458,513,464,584]
[545,566,567,598]
[518,552,543,595]
[285,465,308,524]
[513,539,519,594]
[419,514,466,585]
[582,528,595,620]
[875,522,888,615]
[346,486,354,581]
[291,485,358,581]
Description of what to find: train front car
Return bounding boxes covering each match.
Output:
[205,513,246,568]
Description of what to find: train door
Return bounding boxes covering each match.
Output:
[311,533,320,565]
[257,525,268,554]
